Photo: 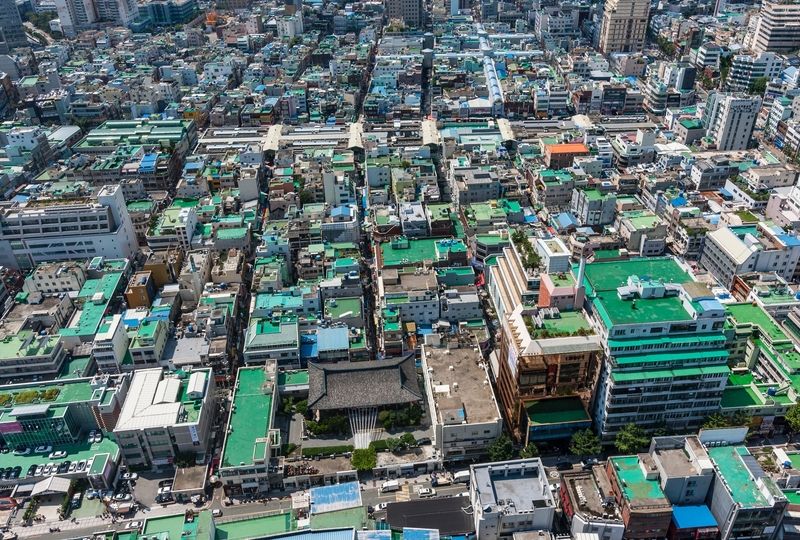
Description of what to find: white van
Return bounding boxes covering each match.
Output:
[381,480,400,493]
[453,470,470,484]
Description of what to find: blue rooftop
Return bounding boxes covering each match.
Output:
[317,327,349,352]
[671,505,718,530]
[309,481,362,514]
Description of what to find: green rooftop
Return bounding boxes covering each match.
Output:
[277,370,309,386]
[215,513,295,540]
[60,273,124,339]
[610,456,667,502]
[526,396,590,425]
[221,367,276,469]
[727,303,790,345]
[708,446,769,507]
[526,311,593,339]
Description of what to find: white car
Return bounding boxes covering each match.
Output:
[458,491,469,498]
[211,509,223,518]
[417,488,436,498]
[87,430,96,444]
[92,433,103,443]
[376,502,388,511]
[113,493,132,502]
[121,472,138,481]
[49,451,67,459]
[125,521,142,530]
[34,445,52,454]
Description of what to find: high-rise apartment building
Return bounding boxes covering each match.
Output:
[582,257,730,441]
[385,0,423,27]
[724,51,783,93]
[748,1,800,53]
[0,0,26,52]
[702,92,761,151]
[597,0,650,54]
[54,0,97,36]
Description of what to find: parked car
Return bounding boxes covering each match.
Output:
[580,458,599,470]
[49,451,67,459]
[158,479,173,488]
[555,461,572,471]
[121,473,138,481]
[34,465,43,476]
[26,465,36,477]
[113,493,132,502]
[376,503,388,511]
[68,462,77,473]
[86,491,98,500]
[211,509,222,518]
[57,462,69,474]
[34,445,52,454]
[125,522,142,530]
[13,447,30,456]
[417,488,436,498]
[76,460,87,471]
[92,433,102,444]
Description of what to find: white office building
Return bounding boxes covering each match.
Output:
[703,93,761,151]
[0,185,137,270]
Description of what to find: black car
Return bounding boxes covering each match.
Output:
[26,465,36,477]
[57,462,69,474]
[11,466,21,479]
[555,461,573,471]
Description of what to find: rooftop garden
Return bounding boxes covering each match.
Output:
[511,229,541,272]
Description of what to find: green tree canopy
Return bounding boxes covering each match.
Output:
[350,448,377,471]
[487,435,515,462]
[519,443,539,459]
[569,429,601,456]
[614,423,649,454]
[786,404,800,435]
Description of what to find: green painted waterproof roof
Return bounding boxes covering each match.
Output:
[60,273,123,338]
[127,200,155,212]
[308,506,368,530]
[0,436,119,471]
[720,385,764,409]
[526,396,590,425]
[277,370,309,386]
[475,234,510,246]
[143,514,186,539]
[528,311,592,339]
[610,456,667,502]
[727,303,790,344]
[325,297,361,320]
[583,257,690,294]
[215,513,295,540]
[707,446,769,507]
[221,367,275,469]
[582,258,694,327]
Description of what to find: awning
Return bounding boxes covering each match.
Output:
[31,476,70,496]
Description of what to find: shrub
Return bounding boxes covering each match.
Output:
[301,445,354,457]
[351,448,377,471]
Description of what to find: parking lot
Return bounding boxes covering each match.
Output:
[127,470,176,509]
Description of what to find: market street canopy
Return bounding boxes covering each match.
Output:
[308,355,422,411]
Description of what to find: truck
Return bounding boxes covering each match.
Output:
[453,471,470,484]
[380,480,400,493]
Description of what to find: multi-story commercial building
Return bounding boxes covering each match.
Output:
[606,455,673,538]
[0,330,69,381]
[0,185,137,270]
[583,257,730,440]
[701,223,800,287]
[385,0,422,26]
[420,334,503,462]
[217,364,281,495]
[470,459,556,540]
[54,0,97,36]
[598,0,650,54]
[703,93,761,151]
[23,261,87,295]
[748,1,800,54]
[92,314,130,374]
[571,189,617,226]
[114,368,215,468]
[560,467,625,540]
